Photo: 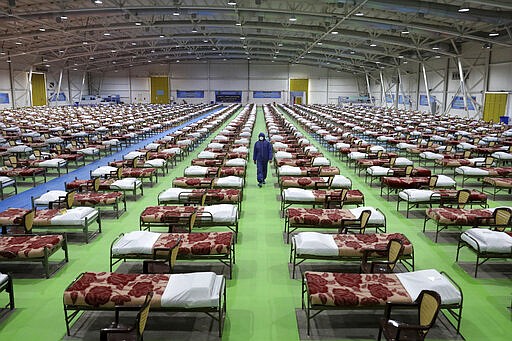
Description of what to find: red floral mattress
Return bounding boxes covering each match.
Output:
[484,167,512,176]
[66,179,117,191]
[64,272,169,308]
[435,159,472,167]
[121,168,156,178]
[0,208,31,226]
[0,235,63,259]
[435,189,487,201]
[74,192,123,206]
[332,233,413,257]
[382,176,430,189]
[219,167,245,177]
[311,190,364,204]
[0,167,45,177]
[204,189,241,203]
[280,176,329,188]
[33,209,62,225]
[287,208,355,226]
[305,272,411,307]
[140,206,196,223]
[191,159,223,167]
[357,159,390,167]
[276,159,312,167]
[426,208,493,225]
[226,152,248,159]
[154,231,233,256]
[173,177,213,188]
[482,177,512,188]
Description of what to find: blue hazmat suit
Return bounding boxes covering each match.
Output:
[253,132,273,184]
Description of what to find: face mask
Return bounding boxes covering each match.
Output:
[259,137,264,141]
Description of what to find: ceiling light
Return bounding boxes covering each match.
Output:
[434,55,441,58]
[403,61,408,64]
[89,56,94,60]
[72,68,78,71]
[235,22,241,26]
[401,29,409,34]
[43,58,48,62]
[147,60,151,63]
[15,42,22,45]
[60,15,68,20]
[39,28,46,32]
[6,57,11,63]
[483,42,492,49]
[135,22,142,26]
[398,55,404,58]
[240,36,246,40]
[432,46,439,50]
[278,43,283,47]
[173,10,180,16]
[103,32,110,36]
[150,50,155,53]
[129,64,133,67]
[131,42,137,45]
[82,41,88,45]
[458,4,470,13]
[176,60,180,62]
[45,64,50,67]
[273,56,277,59]
[94,0,103,4]
[289,15,297,22]
[227,1,237,5]
[110,50,116,53]
[112,61,116,64]
[375,61,381,64]
[350,51,355,54]
[275,50,280,53]
[159,35,165,38]
[331,31,339,35]
[317,42,322,45]
[203,39,209,43]
[355,12,364,16]
[489,31,499,37]
[191,27,198,33]
[369,43,377,47]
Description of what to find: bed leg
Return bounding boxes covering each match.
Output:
[7,276,14,310]
[474,255,480,277]
[44,246,50,278]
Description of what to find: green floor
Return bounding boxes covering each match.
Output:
[0,106,510,340]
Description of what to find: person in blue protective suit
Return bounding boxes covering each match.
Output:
[253,132,273,187]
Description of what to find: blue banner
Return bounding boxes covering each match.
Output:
[419,94,436,106]
[177,90,205,98]
[385,95,393,103]
[49,92,66,102]
[452,96,476,110]
[253,91,281,99]
[0,93,9,104]
[215,91,242,103]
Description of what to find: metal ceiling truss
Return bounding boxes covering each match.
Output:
[0,0,510,74]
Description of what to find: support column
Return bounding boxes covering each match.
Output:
[365,72,373,105]
[8,56,15,109]
[394,71,400,108]
[422,63,432,114]
[128,68,133,104]
[55,69,63,107]
[415,63,421,111]
[379,71,386,107]
[27,66,33,107]
[457,58,468,116]
[67,69,72,105]
[78,72,86,104]
[443,58,450,113]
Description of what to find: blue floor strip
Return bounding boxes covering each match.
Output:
[0,107,222,210]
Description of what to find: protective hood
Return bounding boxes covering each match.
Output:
[258,132,266,138]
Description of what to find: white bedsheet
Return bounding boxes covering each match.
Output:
[394,157,413,166]
[398,189,440,202]
[162,272,223,308]
[34,190,68,206]
[330,175,352,189]
[491,151,512,160]
[0,273,7,285]
[455,166,489,176]
[38,159,66,167]
[312,157,330,166]
[215,176,243,187]
[348,152,367,160]
[198,151,216,159]
[283,188,315,201]
[112,231,160,255]
[110,178,142,190]
[50,207,98,226]
[145,159,165,167]
[78,147,99,155]
[208,142,225,150]
[185,166,208,176]
[419,152,444,160]
[232,146,248,153]
[225,158,246,167]
[279,166,301,176]
[293,232,338,256]
[0,176,15,186]
[436,175,457,187]
[201,204,238,223]
[367,166,392,176]
[275,151,292,159]
[397,269,461,305]
[461,229,512,253]
[123,151,145,160]
[91,166,118,177]
[349,207,385,225]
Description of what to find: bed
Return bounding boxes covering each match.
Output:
[423,207,512,242]
[0,176,17,199]
[110,230,235,278]
[481,177,512,200]
[0,234,68,278]
[65,177,143,198]
[280,175,352,191]
[397,189,488,217]
[285,207,387,242]
[455,166,512,186]
[63,271,226,336]
[33,190,126,219]
[381,175,456,199]
[277,166,340,178]
[365,166,431,186]
[290,232,414,277]
[140,205,239,237]
[158,188,242,211]
[456,228,512,277]
[0,167,46,187]
[302,269,463,335]
[280,188,364,211]
[0,272,14,312]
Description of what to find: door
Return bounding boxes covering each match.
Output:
[483,93,508,123]
[289,79,308,105]
[31,73,47,106]
[150,76,169,104]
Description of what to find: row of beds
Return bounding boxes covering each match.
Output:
[0,104,215,197]
[263,103,512,336]
[0,103,254,337]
